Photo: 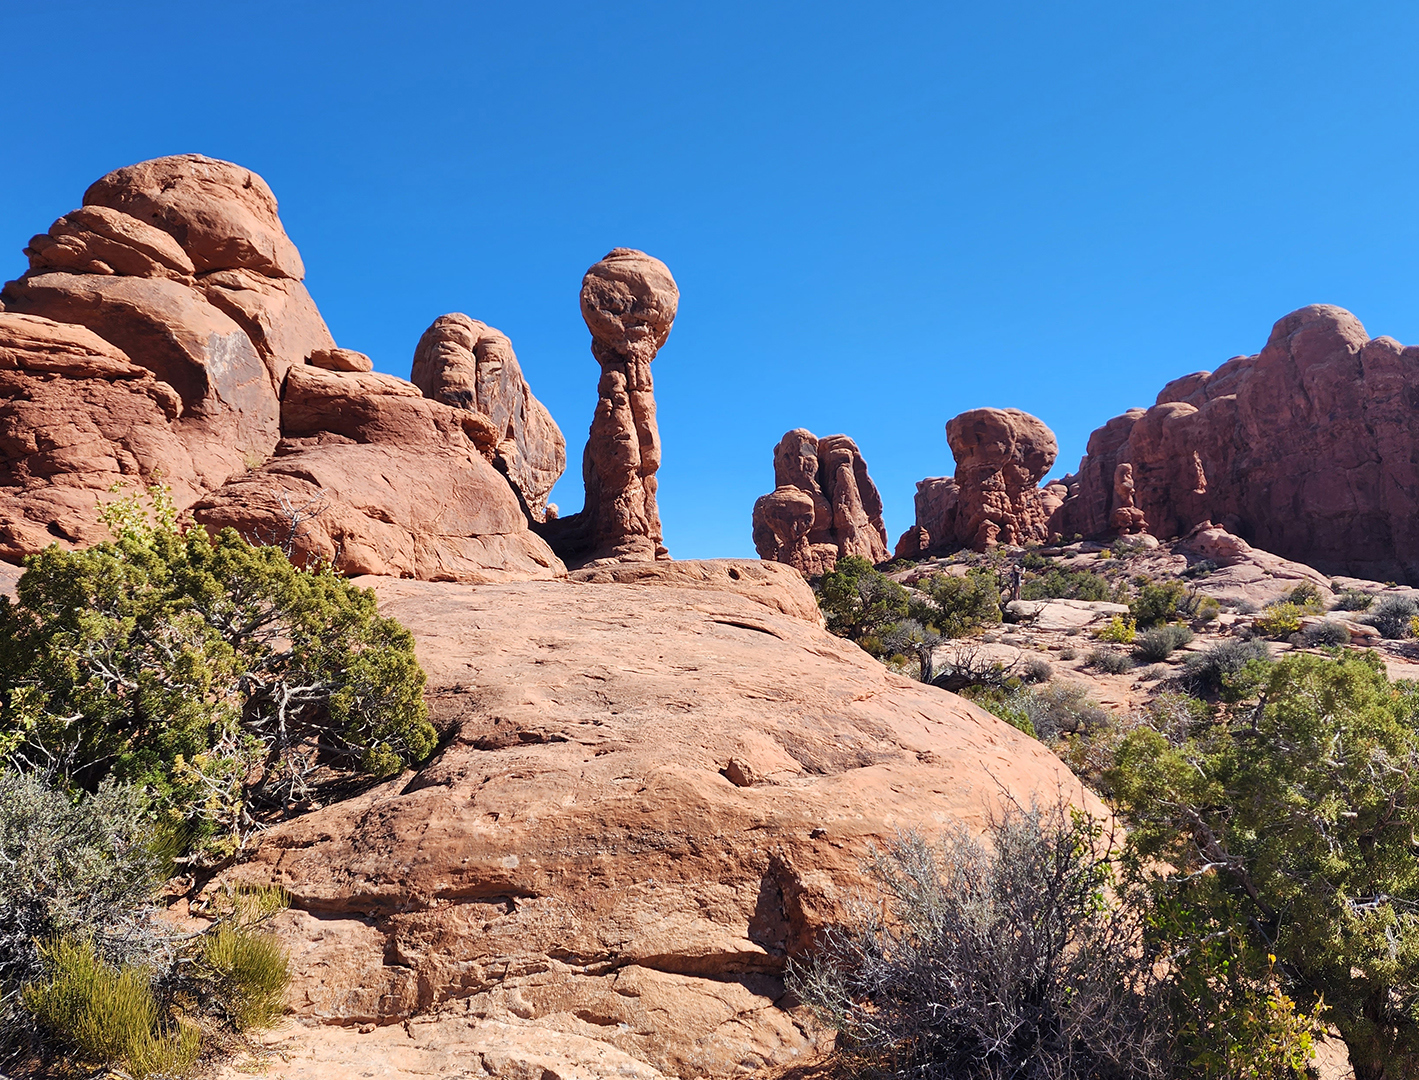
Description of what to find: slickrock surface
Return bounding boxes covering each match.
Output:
[1059,304,1419,584]
[752,429,890,576]
[896,408,1059,557]
[218,576,1098,1080]
[412,313,566,522]
[566,557,824,624]
[540,250,678,568]
[0,154,566,583]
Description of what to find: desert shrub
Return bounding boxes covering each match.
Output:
[1129,579,1190,628]
[1132,624,1194,663]
[198,924,289,1031]
[1015,681,1110,741]
[914,570,1002,638]
[789,803,1168,1080]
[1252,602,1304,638]
[1231,598,1260,615]
[1020,656,1053,684]
[0,773,165,1016]
[880,619,942,683]
[1092,615,1136,644]
[1136,664,1167,681]
[1058,646,1079,661]
[1364,594,1419,639]
[818,556,910,649]
[23,938,201,1079]
[932,642,1019,693]
[1181,638,1272,699]
[0,487,434,862]
[1333,588,1374,612]
[959,686,1036,738]
[1181,559,1218,579]
[1285,581,1325,612]
[1087,648,1134,675]
[1305,619,1352,647]
[1192,595,1221,623]
[1020,566,1110,602]
[1110,652,1419,1074]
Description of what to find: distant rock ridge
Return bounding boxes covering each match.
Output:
[751,428,889,576]
[1056,304,1419,584]
[0,154,566,582]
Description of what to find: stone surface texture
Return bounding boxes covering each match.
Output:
[1059,304,1419,583]
[412,313,566,522]
[946,408,1058,550]
[752,428,889,576]
[217,576,1101,1080]
[539,249,677,568]
[0,154,566,583]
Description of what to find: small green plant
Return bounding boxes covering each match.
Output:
[1364,594,1419,639]
[1129,578,1190,628]
[1132,624,1194,663]
[199,925,289,1030]
[1333,588,1374,612]
[1193,595,1221,623]
[23,938,201,1078]
[1253,602,1304,638]
[1097,547,1113,560]
[1181,638,1272,699]
[1093,614,1136,644]
[1087,648,1134,675]
[1285,582,1325,612]
[1058,646,1079,661]
[1020,656,1052,684]
[1182,559,1218,579]
[1305,620,1352,647]
[1020,566,1110,602]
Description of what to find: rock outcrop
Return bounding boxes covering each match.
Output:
[539,250,678,568]
[751,429,889,576]
[220,574,1100,1080]
[0,154,566,583]
[412,313,566,522]
[1059,305,1419,583]
[897,408,1059,556]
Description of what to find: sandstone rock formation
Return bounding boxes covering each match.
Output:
[0,154,566,583]
[896,408,1059,556]
[1108,463,1147,535]
[220,575,1100,1080]
[1059,305,1419,583]
[412,313,566,521]
[751,429,889,576]
[539,250,678,568]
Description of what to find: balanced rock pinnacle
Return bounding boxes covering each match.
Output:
[541,249,678,568]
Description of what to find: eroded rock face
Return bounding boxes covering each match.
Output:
[751,429,889,576]
[411,313,566,521]
[219,576,1102,1080]
[540,250,677,568]
[1060,305,1419,583]
[0,155,566,584]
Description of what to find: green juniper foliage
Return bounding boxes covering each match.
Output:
[1110,652,1419,1080]
[0,486,434,863]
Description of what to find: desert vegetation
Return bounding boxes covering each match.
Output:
[0,486,436,1075]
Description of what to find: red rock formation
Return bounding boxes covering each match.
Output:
[0,154,567,583]
[752,429,889,576]
[540,249,678,567]
[1108,463,1147,535]
[220,574,1103,1079]
[947,408,1058,549]
[411,313,566,522]
[1060,304,1419,583]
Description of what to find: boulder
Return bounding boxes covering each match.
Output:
[540,250,677,567]
[411,313,565,521]
[751,429,889,576]
[308,347,373,373]
[190,444,563,582]
[218,575,1103,1080]
[1004,598,1132,632]
[1060,305,1419,584]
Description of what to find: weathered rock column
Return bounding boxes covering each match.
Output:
[542,248,678,567]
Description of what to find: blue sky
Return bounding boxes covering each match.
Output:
[3,2,1417,558]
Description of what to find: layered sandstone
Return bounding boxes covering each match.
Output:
[1059,305,1419,583]
[220,575,1101,1080]
[539,250,677,568]
[897,408,1059,556]
[0,155,566,583]
[412,313,566,521]
[751,429,889,576]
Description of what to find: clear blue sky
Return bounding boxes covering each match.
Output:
[3,2,1417,558]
